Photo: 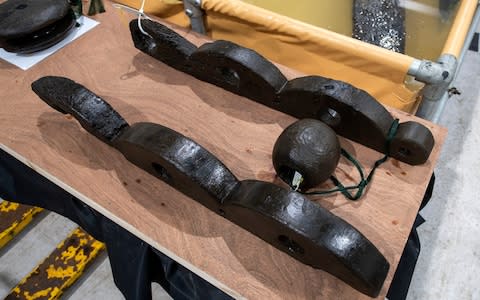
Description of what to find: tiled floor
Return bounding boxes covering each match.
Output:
[1,27,480,300]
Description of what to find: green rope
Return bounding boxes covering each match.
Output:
[299,119,400,201]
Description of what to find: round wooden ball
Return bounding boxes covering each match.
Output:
[272,119,341,190]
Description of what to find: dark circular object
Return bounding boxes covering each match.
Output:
[272,119,341,190]
[390,121,435,165]
[0,0,76,54]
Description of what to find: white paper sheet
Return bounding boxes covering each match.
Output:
[0,16,99,70]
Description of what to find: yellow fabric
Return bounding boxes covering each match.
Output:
[114,0,190,26]
[113,0,428,112]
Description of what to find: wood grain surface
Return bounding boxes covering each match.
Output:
[0,5,446,299]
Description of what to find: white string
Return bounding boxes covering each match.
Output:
[137,0,150,36]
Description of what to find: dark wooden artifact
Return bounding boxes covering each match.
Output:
[272,119,341,190]
[0,0,76,53]
[129,19,434,166]
[32,76,390,297]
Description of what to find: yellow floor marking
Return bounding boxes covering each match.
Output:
[0,202,43,249]
[6,228,105,300]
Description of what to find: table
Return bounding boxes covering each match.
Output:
[0,6,446,299]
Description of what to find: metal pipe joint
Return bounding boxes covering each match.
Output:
[409,54,457,101]
[183,0,206,34]
[409,54,457,119]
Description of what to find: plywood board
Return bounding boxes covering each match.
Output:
[0,6,446,299]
